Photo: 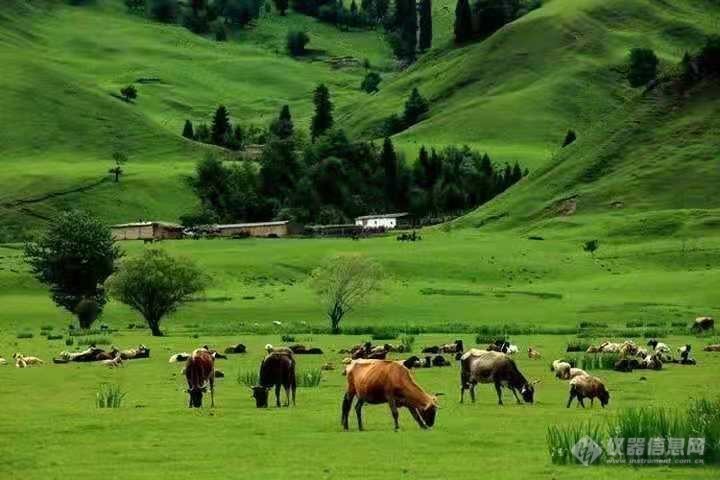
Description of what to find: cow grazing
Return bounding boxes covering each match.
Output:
[224,343,247,354]
[342,360,438,431]
[252,352,296,408]
[567,375,610,408]
[528,347,542,359]
[692,316,714,333]
[460,349,537,405]
[185,349,215,408]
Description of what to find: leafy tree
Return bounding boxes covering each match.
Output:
[360,71,382,93]
[124,0,146,13]
[273,0,289,14]
[418,0,432,51]
[454,0,473,43]
[583,239,599,257]
[627,48,659,88]
[223,0,263,25]
[210,105,232,146]
[109,152,126,183]
[108,249,208,336]
[24,211,123,329]
[120,85,137,102]
[310,254,384,332]
[260,136,300,201]
[148,0,178,22]
[194,122,210,143]
[311,84,333,140]
[182,120,195,139]
[699,35,720,75]
[562,129,576,147]
[403,87,429,125]
[287,30,310,56]
[270,105,294,139]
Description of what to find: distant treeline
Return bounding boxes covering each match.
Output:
[181,86,527,227]
[454,0,542,44]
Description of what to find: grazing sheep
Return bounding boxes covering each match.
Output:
[100,354,123,368]
[551,360,571,379]
[567,375,610,408]
[528,347,542,359]
[703,344,720,352]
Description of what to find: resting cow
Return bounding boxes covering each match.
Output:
[460,349,537,405]
[185,349,215,408]
[342,359,438,431]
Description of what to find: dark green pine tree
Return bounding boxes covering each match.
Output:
[271,105,294,140]
[511,162,523,184]
[418,0,432,51]
[182,120,194,139]
[562,129,577,147]
[454,0,473,43]
[382,137,398,208]
[403,87,429,125]
[400,0,417,58]
[311,84,334,141]
[273,0,288,15]
[210,105,232,146]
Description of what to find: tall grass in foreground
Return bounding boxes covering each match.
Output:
[547,398,720,465]
[96,384,126,408]
[237,370,259,387]
[399,334,415,352]
[296,368,322,387]
[567,353,620,370]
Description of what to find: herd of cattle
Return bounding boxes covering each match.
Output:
[3,327,719,431]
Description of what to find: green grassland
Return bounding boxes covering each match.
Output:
[1,332,719,479]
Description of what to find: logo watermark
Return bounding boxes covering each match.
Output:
[571,436,706,466]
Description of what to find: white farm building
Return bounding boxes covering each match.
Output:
[354,212,409,230]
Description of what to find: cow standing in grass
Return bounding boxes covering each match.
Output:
[342,359,438,431]
[185,349,215,408]
[460,349,537,405]
[252,352,296,408]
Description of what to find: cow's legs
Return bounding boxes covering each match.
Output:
[355,399,365,431]
[284,383,290,407]
[388,398,400,431]
[408,407,428,429]
[341,392,354,430]
[275,384,282,407]
[470,383,476,403]
[210,376,215,408]
[566,391,575,408]
[509,387,522,404]
[494,381,504,405]
[578,395,586,408]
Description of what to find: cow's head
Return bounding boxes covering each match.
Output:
[521,380,539,403]
[599,388,610,407]
[420,397,440,427]
[251,386,271,408]
[188,386,206,408]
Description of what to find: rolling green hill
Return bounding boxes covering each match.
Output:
[0,0,717,239]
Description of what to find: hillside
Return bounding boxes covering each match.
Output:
[457,80,720,238]
[0,0,718,239]
[343,0,720,165]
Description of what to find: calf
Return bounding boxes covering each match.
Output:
[567,375,609,408]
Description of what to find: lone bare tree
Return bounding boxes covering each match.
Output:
[310,254,384,333]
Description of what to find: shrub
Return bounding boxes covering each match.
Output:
[297,368,322,387]
[120,84,138,102]
[237,370,259,387]
[47,334,64,341]
[371,327,398,340]
[567,353,620,370]
[627,48,659,88]
[40,325,54,331]
[65,337,75,346]
[360,72,381,93]
[399,334,415,352]
[96,384,126,408]
[16,331,33,339]
[281,334,296,343]
[565,341,590,352]
[147,0,178,22]
[286,30,310,56]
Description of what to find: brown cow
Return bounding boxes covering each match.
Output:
[342,359,438,431]
[185,349,215,408]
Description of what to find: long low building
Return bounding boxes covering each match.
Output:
[355,212,410,230]
[111,221,183,241]
[216,221,296,238]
